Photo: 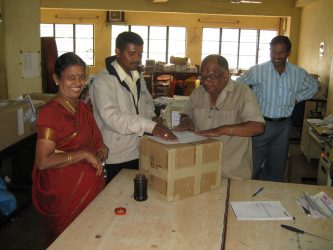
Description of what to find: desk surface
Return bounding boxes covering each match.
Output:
[225,180,333,250]
[48,169,227,250]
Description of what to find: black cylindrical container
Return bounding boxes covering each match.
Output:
[133,174,148,201]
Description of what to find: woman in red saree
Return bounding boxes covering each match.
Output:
[32,52,108,247]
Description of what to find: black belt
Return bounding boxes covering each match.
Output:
[264,116,289,122]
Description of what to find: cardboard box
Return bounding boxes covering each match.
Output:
[24,93,56,103]
[139,136,222,201]
[0,100,36,151]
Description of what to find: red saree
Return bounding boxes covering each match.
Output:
[32,100,105,247]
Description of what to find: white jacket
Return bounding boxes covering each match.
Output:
[90,58,156,164]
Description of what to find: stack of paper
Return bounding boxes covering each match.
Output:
[296,192,333,218]
[230,201,293,220]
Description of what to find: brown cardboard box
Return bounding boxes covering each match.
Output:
[0,100,36,151]
[139,136,222,201]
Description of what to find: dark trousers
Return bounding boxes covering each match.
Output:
[104,159,139,185]
[252,118,291,182]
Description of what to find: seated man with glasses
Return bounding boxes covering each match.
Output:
[174,54,265,180]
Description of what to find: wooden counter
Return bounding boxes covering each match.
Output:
[48,169,228,250]
[225,180,333,250]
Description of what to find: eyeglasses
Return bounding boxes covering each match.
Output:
[198,72,224,83]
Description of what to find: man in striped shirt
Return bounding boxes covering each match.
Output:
[237,35,318,182]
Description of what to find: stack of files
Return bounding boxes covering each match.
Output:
[296,192,333,218]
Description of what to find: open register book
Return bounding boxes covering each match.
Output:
[230,201,293,220]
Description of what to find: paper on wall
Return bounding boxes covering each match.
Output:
[21,52,41,78]
[17,108,24,136]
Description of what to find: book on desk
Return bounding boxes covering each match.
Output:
[230,201,293,221]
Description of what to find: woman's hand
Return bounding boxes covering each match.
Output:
[84,151,103,176]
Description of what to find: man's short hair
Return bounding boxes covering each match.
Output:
[270,35,292,52]
[202,54,229,71]
[116,31,144,51]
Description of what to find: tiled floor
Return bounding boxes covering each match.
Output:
[0,143,320,250]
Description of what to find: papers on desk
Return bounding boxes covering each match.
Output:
[307,118,333,129]
[296,192,333,218]
[146,131,207,145]
[230,201,293,221]
[307,118,325,125]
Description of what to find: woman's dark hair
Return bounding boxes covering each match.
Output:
[116,31,144,51]
[54,52,86,78]
[270,35,292,52]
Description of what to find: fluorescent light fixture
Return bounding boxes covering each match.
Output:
[153,0,168,3]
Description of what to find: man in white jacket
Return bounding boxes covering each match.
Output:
[90,31,177,184]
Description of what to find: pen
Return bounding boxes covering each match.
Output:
[251,187,264,197]
[281,224,332,241]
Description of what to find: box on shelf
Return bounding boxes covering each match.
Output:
[139,136,222,202]
[170,56,188,65]
[23,93,56,105]
[0,100,36,151]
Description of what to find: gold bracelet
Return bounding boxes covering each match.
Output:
[67,153,73,165]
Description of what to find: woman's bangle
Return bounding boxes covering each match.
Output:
[67,153,73,165]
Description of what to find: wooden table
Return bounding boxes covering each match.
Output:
[48,169,228,250]
[225,180,333,250]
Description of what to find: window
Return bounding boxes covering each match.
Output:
[258,30,278,64]
[202,28,278,70]
[40,24,94,66]
[168,27,186,59]
[111,24,129,55]
[131,26,149,63]
[111,25,186,64]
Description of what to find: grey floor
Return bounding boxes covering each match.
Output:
[0,143,319,250]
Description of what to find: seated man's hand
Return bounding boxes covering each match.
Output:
[195,127,222,137]
[152,123,178,141]
[173,116,194,131]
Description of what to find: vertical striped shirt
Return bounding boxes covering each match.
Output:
[237,61,318,118]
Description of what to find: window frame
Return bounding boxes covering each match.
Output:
[202,28,278,70]
[40,23,95,66]
[111,24,187,64]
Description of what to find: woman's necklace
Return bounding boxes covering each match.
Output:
[59,94,77,113]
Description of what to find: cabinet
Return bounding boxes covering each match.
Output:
[317,141,332,186]
[300,98,327,161]
[300,121,324,162]
[145,71,199,98]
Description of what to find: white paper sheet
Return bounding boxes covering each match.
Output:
[230,201,293,220]
[21,52,41,78]
[171,111,180,127]
[146,131,207,145]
